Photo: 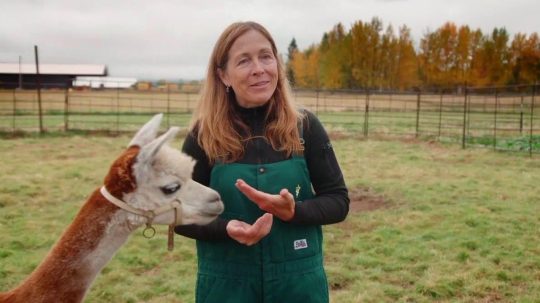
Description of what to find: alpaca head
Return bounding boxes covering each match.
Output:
[103,114,224,227]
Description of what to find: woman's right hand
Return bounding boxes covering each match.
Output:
[226,213,273,246]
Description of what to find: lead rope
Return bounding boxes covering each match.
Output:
[167,209,177,251]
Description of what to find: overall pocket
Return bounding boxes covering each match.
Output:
[269,220,321,262]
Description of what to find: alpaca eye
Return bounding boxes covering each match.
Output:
[160,183,181,195]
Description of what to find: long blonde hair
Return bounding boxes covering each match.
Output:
[191,21,303,163]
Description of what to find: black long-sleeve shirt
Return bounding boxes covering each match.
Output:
[174,105,349,240]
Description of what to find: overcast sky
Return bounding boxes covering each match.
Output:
[1,0,538,81]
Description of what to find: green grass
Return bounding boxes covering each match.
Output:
[328,138,540,302]
[0,135,539,302]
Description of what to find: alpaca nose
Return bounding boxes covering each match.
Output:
[209,193,224,214]
[210,193,222,204]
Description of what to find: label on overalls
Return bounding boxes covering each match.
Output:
[294,239,308,250]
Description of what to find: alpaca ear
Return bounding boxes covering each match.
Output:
[137,126,180,165]
[128,113,163,147]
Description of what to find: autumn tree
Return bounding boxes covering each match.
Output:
[490,28,512,85]
[291,45,320,88]
[471,28,511,86]
[318,23,351,89]
[365,17,383,89]
[455,25,472,84]
[350,21,367,88]
[377,24,399,90]
[418,30,438,87]
[418,22,460,88]
[348,17,386,89]
[509,32,540,84]
[396,25,419,90]
[467,29,485,86]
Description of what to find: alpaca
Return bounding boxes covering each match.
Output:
[0,114,224,303]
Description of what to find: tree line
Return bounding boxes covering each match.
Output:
[286,17,540,90]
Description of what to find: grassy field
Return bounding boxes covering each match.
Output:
[0,134,539,302]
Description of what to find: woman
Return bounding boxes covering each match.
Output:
[175,21,349,303]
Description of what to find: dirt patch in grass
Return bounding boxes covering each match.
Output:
[328,131,352,141]
[478,292,504,302]
[348,187,389,213]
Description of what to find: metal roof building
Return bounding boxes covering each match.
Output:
[73,76,137,89]
[0,63,107,89]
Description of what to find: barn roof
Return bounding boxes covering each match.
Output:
[0,63,107,76]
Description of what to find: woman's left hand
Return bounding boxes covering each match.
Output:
[235,179,295,221]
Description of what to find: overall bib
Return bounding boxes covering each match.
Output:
[195,153,329,303]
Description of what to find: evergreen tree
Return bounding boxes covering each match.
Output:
[286,38,298,87]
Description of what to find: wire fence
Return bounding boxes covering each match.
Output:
[0,83,538,155]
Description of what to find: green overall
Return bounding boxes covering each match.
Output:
[195,153,329,303]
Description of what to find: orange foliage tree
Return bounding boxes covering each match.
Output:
[287,18,539,90]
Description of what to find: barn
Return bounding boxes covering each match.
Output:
[73,77,138,89]
[0,63,107,89]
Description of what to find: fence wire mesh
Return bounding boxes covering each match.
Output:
[1,84,538,155]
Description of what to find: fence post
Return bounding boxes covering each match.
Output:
[493,88,499,150]
[355,90,360,112]
[187,92,191,113]
[364,89,370,137]
[461,87,468,149]
[323,90,327,112]
[389,91,393,112]
[415,89,421,138]
[116,86,120,134]
[519,94,524,134]
[34,45,44,134]
[315,89,319,115]
[529,83,537,156]
[466,88,472,143]
[167,85,171,128]
[437,90,443,140]
[64,87,69,131]
[12,89,16,130]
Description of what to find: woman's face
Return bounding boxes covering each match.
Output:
[219,30,278,108]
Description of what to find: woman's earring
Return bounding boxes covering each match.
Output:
[226,85,230,93]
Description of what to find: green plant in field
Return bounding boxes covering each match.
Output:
[466,135,540,152]
[502,135,540,150]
